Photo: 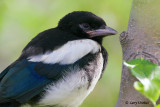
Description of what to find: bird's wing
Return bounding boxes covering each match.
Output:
[0,61,19,81]
[0,59,71,103]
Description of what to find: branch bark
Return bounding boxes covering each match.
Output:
[116,0,160,107]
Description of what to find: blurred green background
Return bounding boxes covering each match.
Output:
[0,0,132,107]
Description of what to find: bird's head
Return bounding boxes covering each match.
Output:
[57,11,117,44]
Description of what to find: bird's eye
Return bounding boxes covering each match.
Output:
[79,23,90,30]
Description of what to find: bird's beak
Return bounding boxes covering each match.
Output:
[86,26,117,38]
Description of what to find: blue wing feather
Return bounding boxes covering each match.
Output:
[0,59,52,103]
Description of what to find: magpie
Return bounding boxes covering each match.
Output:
[0,11,117,107]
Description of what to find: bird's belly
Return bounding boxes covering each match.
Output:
[38,53,103,107]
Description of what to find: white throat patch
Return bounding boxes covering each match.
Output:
[28,39,101,64]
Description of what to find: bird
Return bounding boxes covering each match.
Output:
[0,11,117,107]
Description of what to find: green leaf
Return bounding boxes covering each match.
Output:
[124,58,160,105]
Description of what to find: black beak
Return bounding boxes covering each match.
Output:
[86,26,117,38]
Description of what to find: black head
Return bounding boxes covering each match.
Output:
[57,11,117,44]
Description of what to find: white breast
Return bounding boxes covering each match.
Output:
[38,53,104,107]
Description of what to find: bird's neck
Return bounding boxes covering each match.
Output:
[92,37,103,45]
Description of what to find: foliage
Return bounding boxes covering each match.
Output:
[124,58,160,107]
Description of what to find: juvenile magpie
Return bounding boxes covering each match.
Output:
[0,11,117,107]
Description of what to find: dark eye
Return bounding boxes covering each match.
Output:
[79,23,90,30]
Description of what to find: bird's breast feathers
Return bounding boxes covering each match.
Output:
[38,53,103,107]
[28,39,101,65]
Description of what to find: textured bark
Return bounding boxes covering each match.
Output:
[116,0,160,107]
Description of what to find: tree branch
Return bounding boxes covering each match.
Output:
[116,0,160,107]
